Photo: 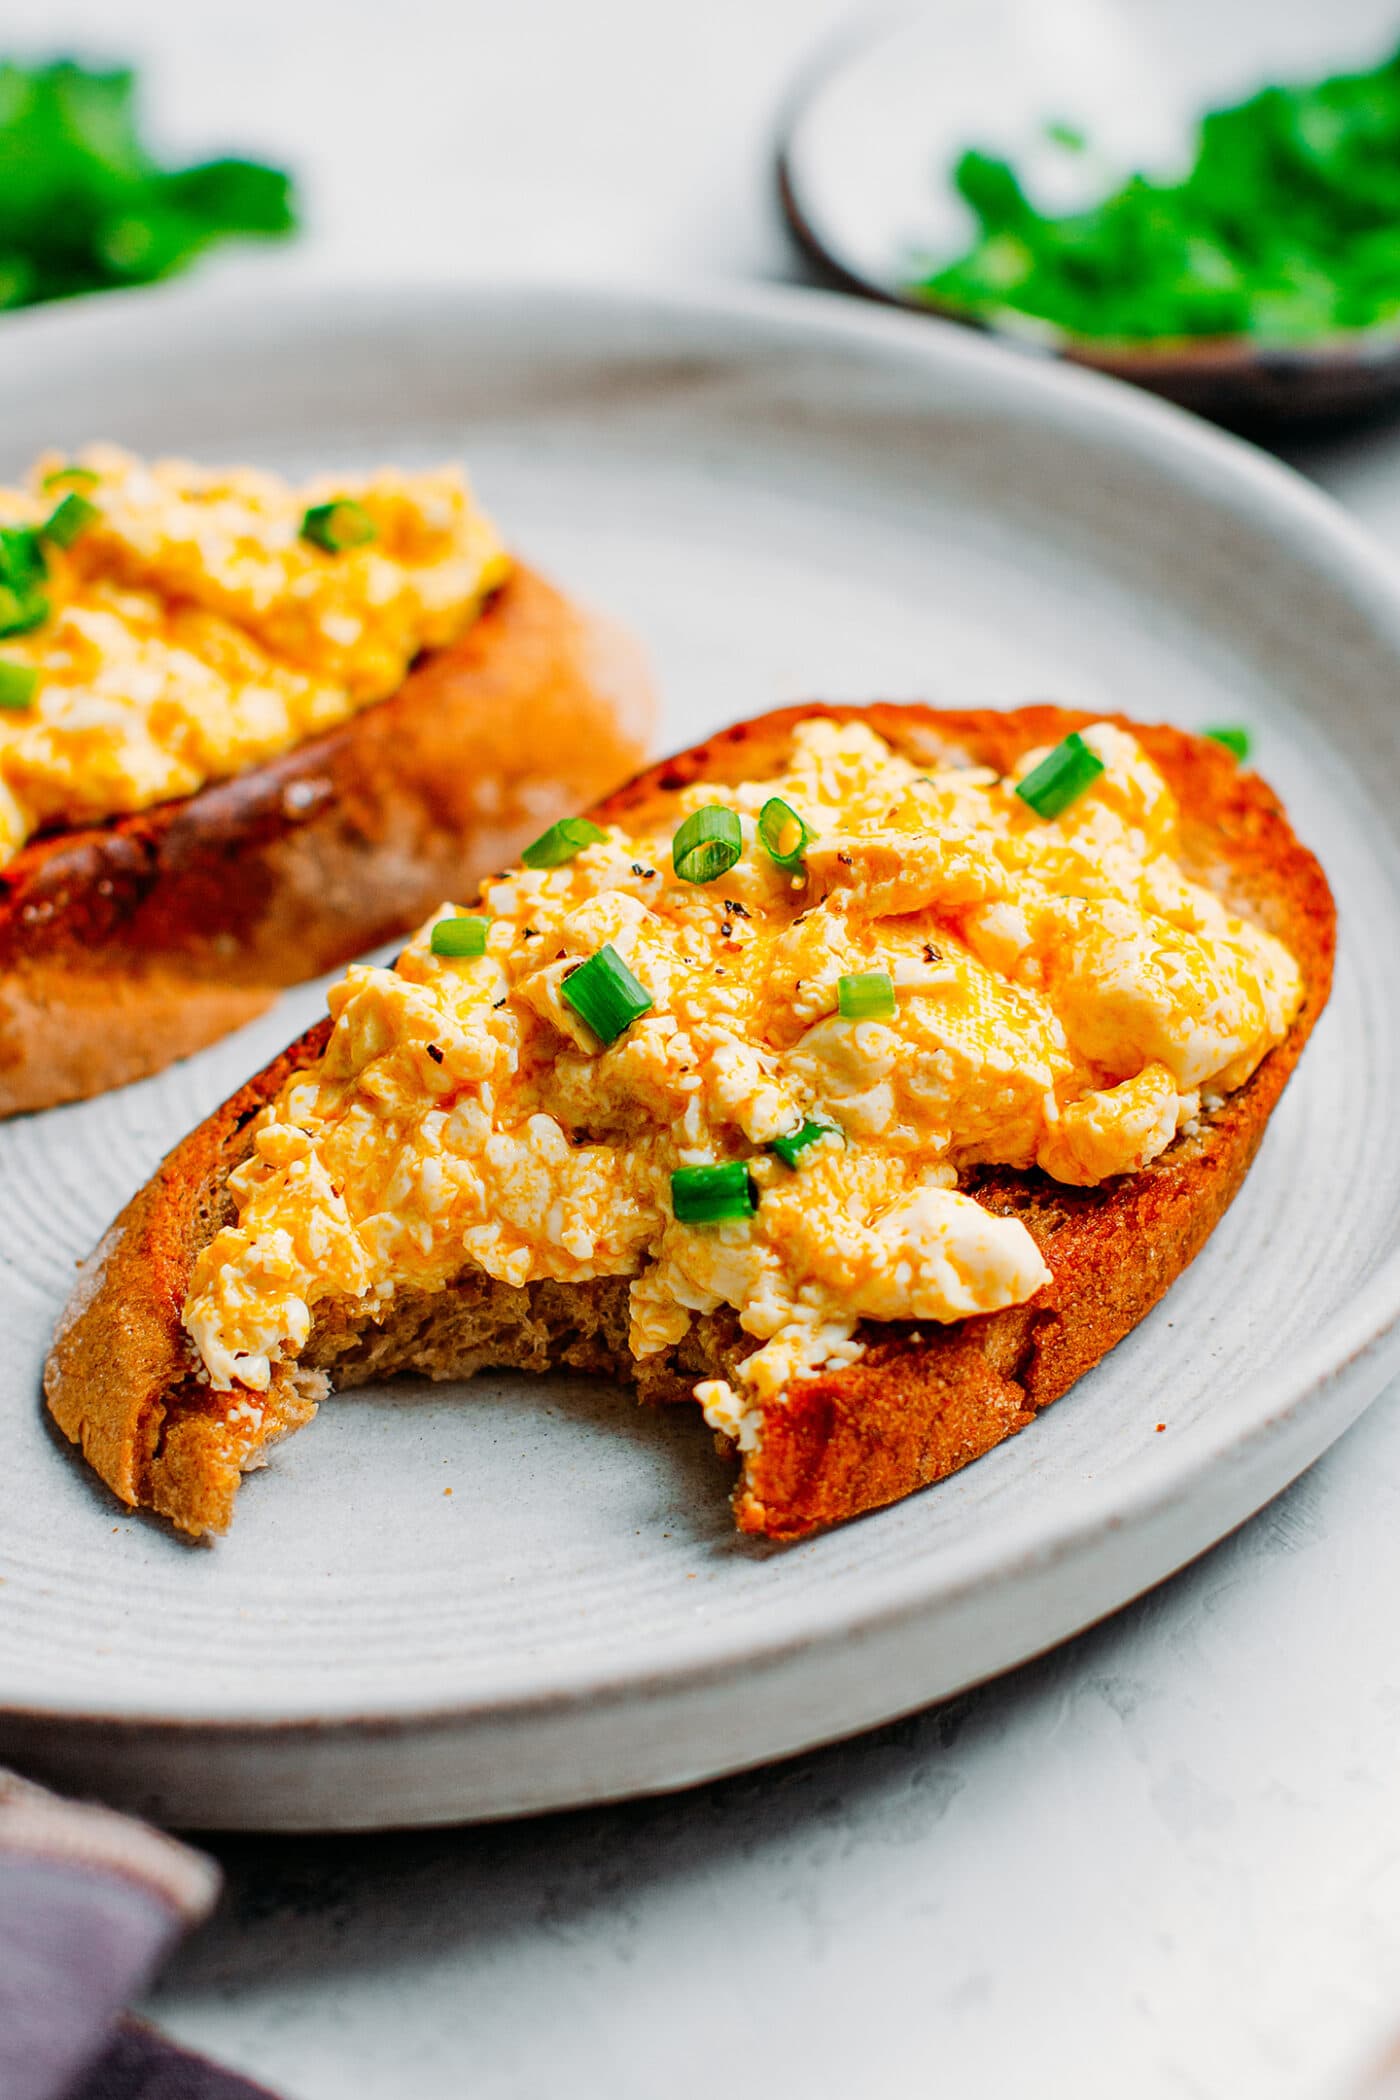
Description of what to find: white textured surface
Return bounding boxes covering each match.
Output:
[4,0,1400,2095]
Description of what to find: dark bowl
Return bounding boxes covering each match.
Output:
[774,2,1400,438]
[777,144,1400,434]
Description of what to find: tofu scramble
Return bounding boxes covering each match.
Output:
[0,445,509,865]
[182,715,1303,1454]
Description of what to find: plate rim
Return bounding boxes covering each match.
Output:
[0,269,1395,1742]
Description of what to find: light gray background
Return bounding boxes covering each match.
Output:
[9,2,1400,2094]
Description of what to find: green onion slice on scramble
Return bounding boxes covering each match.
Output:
[770,1118,841,1168]
[521,817,607,870]
[560,944,652,1045]
[670,1161,758,1224]
[430,915,490,958]
[1014,732,1104,818]
[41,465,99,493]
[672,805,743,885]
[300,499,377,553]
[0,659,38,710]
[758,796,812,872]
[837,971,896,1021]
[40,491,98,548]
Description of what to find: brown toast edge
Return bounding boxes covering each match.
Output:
[0,562,654,1115]
[43,703,1336,1540]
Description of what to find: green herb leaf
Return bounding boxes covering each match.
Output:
[0,61,297,310]
[909,46,1400,344]
[163,158,298,238]
[1044,120,1087,153]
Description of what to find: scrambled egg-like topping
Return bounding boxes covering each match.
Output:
[184,717,1303,1449]
[0,446,508,864]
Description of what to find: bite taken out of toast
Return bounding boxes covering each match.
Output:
[0,449,653,1114]
[45,703,1335,1542]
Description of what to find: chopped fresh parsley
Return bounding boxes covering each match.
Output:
[0,59,297,311]
[909,45,1400,343]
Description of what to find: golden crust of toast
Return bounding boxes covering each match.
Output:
[44,704,1336,1540]
[0,564,653,1115]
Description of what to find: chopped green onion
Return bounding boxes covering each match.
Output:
[758,796,813,872]
[561,943,653,1045]
[430,915,489,958]
[0,526,46,593]
[770,1117,841,1168]
[41,491,98,547]
[0,586,47,638]
[0,529,48,638]
[521,816,607,869]
[1205,726,1251,762]
[300,499,377,553]
[672,804,743,885]
[41,465,99,493]
[0,659,38,710]
[670,1161,758,1225]
[837,971,896,1021]
[1014,732,1105,819]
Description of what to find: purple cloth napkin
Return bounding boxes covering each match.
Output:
[0,1769,277,2100]
[64,2018,280,2099]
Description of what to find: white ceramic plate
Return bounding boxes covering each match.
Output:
[0,279,1395,1831]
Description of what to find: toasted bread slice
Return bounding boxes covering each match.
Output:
[0,564,652,1115]
[45,705,1334,1540]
